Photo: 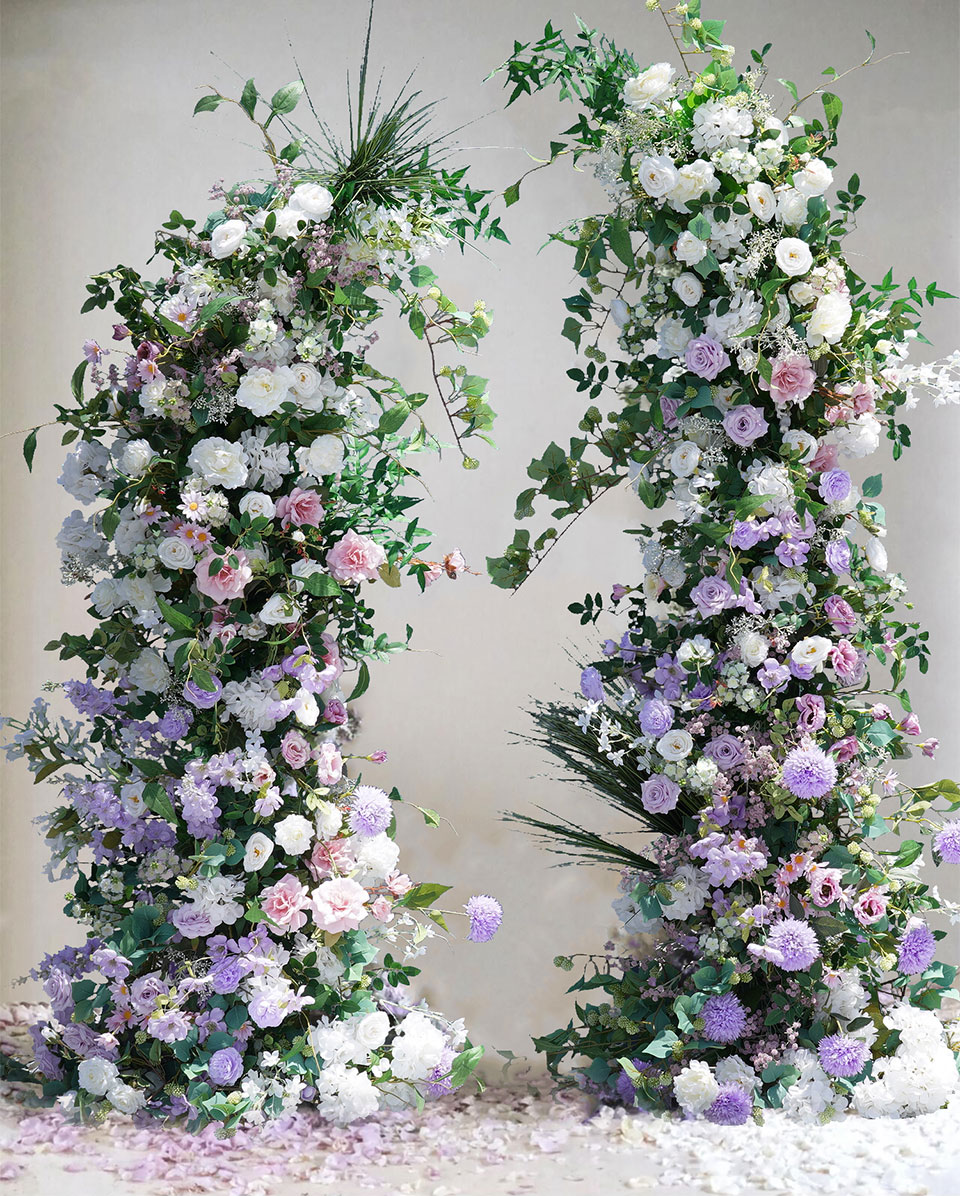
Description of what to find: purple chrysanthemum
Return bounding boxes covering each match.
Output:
[347,786,393,837]
[704,1084,752,1125]
[701,993,746,1043]
[934,820,960,864]
[465,895,503,943]
[897,921,937,975]
[818,1033,869,1078]
[766,917,820,971]
[781,745,837,800]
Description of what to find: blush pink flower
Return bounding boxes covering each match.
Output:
[810,442,839,473]
[370,896,394,922]
[261,873,310,932]
[854,889,887,926]
[308,837,356,881]
[311,876,368,933]
[809,867,845,908]
[314,741,343,785]
[829,639,860,681]
[275,487,323,529]
[760,354,817,406]
[280,729,311,769]
[325,529,387,583]
[832,735,860,763]
[387,872,413,897]
[823,595,857,634]
[849,381,876,414]
[194,548,252,602]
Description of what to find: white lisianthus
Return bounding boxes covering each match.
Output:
[128,649,170,694]
[793,158,833,197]
[187,437,249,489]
[296,434,345,479]
[623,62,676,110]
[657,728,694,761]
[865,535,888,572]
[210,219,247,259]
[677,635,713,667]
[274,813,314,856]
[670,441,701,477]
[791,636,833,669]
[78,1056,119,1096]
[675,230,708,265]
[807,291,852,346]
[674,1061,719,1115]
[746,181,776,222]
[739,631,770,668]
[782,428,818,462]
[672,273,704,306]
[657,317,694,359]
[243,832,274,872]
[775,237,814,276]
[158,536,195,569]
[776,188,808,227]
[260,593,302,625]
[236,365,296,417]
[834,412,881,458]
[239,491,277,521]
[290,182,334,221]
[638,154,677,199]
[293,688,319,727]
[119,439,154,477]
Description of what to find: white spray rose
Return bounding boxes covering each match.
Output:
[158,536,195,569]
[128,649,170,694]
[657,729,694,761]
[746,181,776,222]
[638,154,677,199]
[78,1056,119,1096]
[243,832,274,872]
[739,631,770,667]
[236,365,296,417]
[672,273,704,306]
[657,317,694,359]
[670,441,701,477]
[674,1061,719,1114]
[793,158,833,197]
[776,188,809,227]
[238,491,277,521]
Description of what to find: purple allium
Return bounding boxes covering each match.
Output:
[347,786,393,837]
[685,336,731,381]
[207,1046,244,1087]
[701,993,746,1043]
[934,820,960,864]
[781,745,837,799]
[897,921,937,975]
[825,538,851,576]
[639,698,674,738]
[640,773,681,814]
[818,468,852,504]
[766,917,820,971]
[704,1084,752,1125]
[818,1033,869,1078]
[580,666,605,703]
[465,894,502,943]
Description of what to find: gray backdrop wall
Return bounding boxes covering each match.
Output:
[2,0,958,1063]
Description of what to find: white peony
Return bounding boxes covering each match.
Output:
[738,630,770,667]
[657,728,694,761]
[390,1012,446,1082]
[673,1060,719,1114]
[746,181,776,222]
[670,441,701,477]
[774,237,813,276]
[672,273,704,306]
[806,291,852,346]
[274,813,314,856]
[120,574,159,612]
[119,439,154,477]
[210,219,248,259]
[623,62,676,110]
[128,649,170,694]
[675,230,707,265]
[238,491,277,521]
[243,832,274,872]
[158,536,195,569]
[187,437,249,489]
[353,832,400,883]
[296,434,345,479]
[290,182,334,221]
[236,365,296,417]
[793,158,833,197]
[834,412,880,458]
[78,1056,119,1096]
[657,317,694,359]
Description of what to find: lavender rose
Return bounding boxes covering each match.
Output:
[640,774,681,814]
[208,1046,244,1087]
[684,335,731,380]
[183,675,223,709]
[824,539,851,576]
[639,697,674,737]
[691,575,734,617]
[722,404,770,447]
[704,734,745,771]
[818,468,852,504]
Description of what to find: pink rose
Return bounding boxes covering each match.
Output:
[849,381,876,414]
[311,876,368,933]
[853,889,887,926]
[829,638,859,681]
[308,837,356,882]
[194,548,252,602]
[760,354,817,406]
[325,529,387,583]
[370,896,394,922]
[275,487,323,529]
[261,873,310,932]
[823,595,857,634]
[810,442,839,473]
[280,729,311,769]
[386,872,412,897]
[314,741,343,785]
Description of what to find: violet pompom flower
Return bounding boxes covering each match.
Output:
[934,820,960,864]
[701,992,746,1043]
[781,745,837,799]
[766,917,820,971]
[465,895,502,943]
[704,1084,752,1125]
[897,921,937,975]
[818,1034,869,1078]
[347,786,393,838]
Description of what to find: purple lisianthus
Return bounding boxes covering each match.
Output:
[580,666,605,703]
[323,698,348,725]
[704,734,744,771]
[723,404,769,447]
[183,675,223,709]
[348,786,393,838]
[640,774,681,814]
[208,1046,244,1087]
[704,1085,752,1125]
[775,537,809,568]
[934,820,960,863]
[897,921,937,975]
[701,992,746,1043]
[765,917,820,971]
[465,894,503,943]
[818,468,852,504]
[757,658,790,693]
[824,538,851,576]
[685,335,731,381]
[796,694,826,732]
[691,575,734,618]
[729,519,764,550]
[639,697,674,737]
[818,1034,869,1078]
[781,745,837,799]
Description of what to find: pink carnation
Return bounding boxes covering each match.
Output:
[312,876,368,933]
[325,529,387,583]
[261,873,310,932]
[760,354,817,406]
[280,729,311,769]
[194,548,252,602]
[314,741,343,785]
[275,487,323,529]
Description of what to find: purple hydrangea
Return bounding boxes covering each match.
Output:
[580,667,605,703]
[766,917,820,971]
[685,336,731,381]
[934,820,960,864]
[897,921,937,975]
[818,1033,869,1078]
[701,993,746,1043]
[818,468,852,504]
[207,1046,244,1087]
[781,745,837,799]
[704,1084,752,1125]
[465,895,502,943]
[348,786,393,837]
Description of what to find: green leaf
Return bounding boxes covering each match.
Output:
[303,573,343,598]
[193,94,223,115]
[606,217,634,267]
[399,882,451,910]
[377,401,411,435]
[642,1029,680,1058]
[143,781,177,824]
[71,360,88,402]
[687,213,712,241]
[448,1043,484,1087]
[893,839,923,868]
[413,805,440,828]
[821,92,842,129]
[269,81,304,116]
[347,661,370,702]
[240,78,258,118]
[22,427,38,472]
[156,596,196,635]
[862,474,882,498]
[504,180,522,207]
[194,293,236,328]
[408,265,437,288]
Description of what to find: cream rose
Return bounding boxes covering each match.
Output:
[806,291,852,346]
[791,636,833,669]
[290,182,334,221]
[674,1061,720,1114]
[158,536,195,569]
[638,154,677,199]
[210,219,247,259]
[128,648,170,693]
[238,491,276,521]
[274,813,314,855]
[236,365,296,417]
[675,230,707,266]
[657,728,694,761]
[670,441,701,477]
[776,188,808,227]
[296,434,345,479]
[672,273,704,306]
[186,437,249,489]
[793,158,833,197]
[118,438,154,477]
[746,181,776,222]
[623,62,676,110]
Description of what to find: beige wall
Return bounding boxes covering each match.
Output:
[2,0,958,1061]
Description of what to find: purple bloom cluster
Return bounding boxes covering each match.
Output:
[704,1084,752,1125]
[781,745,837,799]
[765,918,820,971]
[701,992,746,1043]
[464,894,503,943]
[818,1033,869,1078]
[897,921,937,975]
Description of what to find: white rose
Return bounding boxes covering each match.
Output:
[274,813,314,855]
[158,536,194,569]
[236,491,275,522]
[776,188,809,227]
[746,181,776,222]
[670,441,701,477]
[834,412,880,458]
[296,434,345,479]
[290,182,334,221]
[789,280,817,307]
[314,800,343,840]
[782,428,818,462]
[669,160,718,208]
[290,362,322,399]
[674,1061,719,1115]
[107,1083,145,1114]
[672,273,704,306]
[271,206,308,240]
[657,317,694,359]
[235,365,296,417]
[739,631,770,667]
[243,832,274,872]
[119,439,154,477]
[793,158,833,197]
[120,574,158,612]
[210,219,247,260]
[623,62,676,110]
[657,729,694,761]
[91,577,123,616]
[791,636,833,669]
[260,593,302,626]
[187,437,249,489]
[610,298,631,328]
[865,535,888,572]
[775,237,813,277]
[675,230,707,265]
[638,154,677,199]
[353,1011,390,1051]
[78,1056,119,1096]
[806,292,852,346]
[128,649,170,694]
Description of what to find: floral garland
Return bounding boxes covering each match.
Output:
[489,4,960,1122]
[2,68,503,1131]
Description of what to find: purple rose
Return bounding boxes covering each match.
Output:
[704,734,745,771]
[729,520,763,550]
[684,336,731,380]
[823,594,857,634]
[818,468,852,504]
[169,904,216,939]
[640,774,681,814]
[639,698,674,738]
[208,1046,244,1087]
[659,395,682,428]
[722,405,769,447]
[183,675,223,709]
[797,693,826,732]
[43,968,74,1017]
[209,957,245,995]
[824,539,851,576]
[580,666,605,703]
[690,575,735,617]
